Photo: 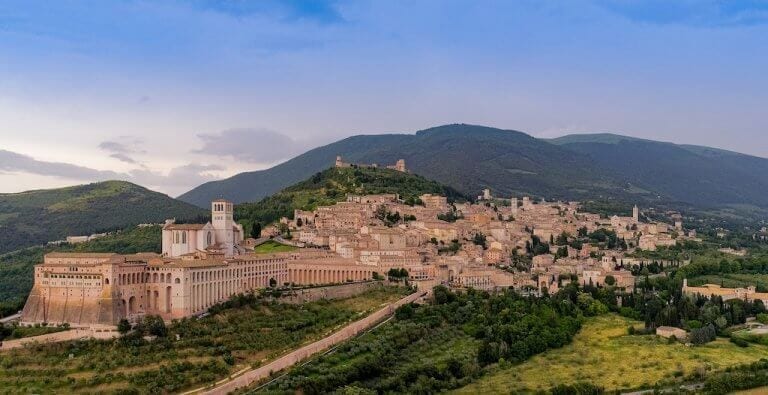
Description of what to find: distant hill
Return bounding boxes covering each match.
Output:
[0,181,205,254]
[181,124,636,207]
[180,124,768,219]
[235,166,467,235]
[549,134,768,209]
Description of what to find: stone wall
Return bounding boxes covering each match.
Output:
[269,281,386,304]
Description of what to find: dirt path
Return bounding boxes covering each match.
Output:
[0,328,117,350]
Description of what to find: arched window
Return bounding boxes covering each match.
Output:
[175,232,179,243]
[105,278,110,285]
[207,231,212,246]
[175,278,180,284]
[182,231,187,244]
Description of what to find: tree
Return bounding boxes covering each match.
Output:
[143,315,168,337]
[473,233,487,249]
[117,319,131,335]
[251,222,262,239]
[604,275,616,286]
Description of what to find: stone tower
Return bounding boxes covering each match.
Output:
[633,205,639,222]
[212,199,235,256]
[335,156,344,168]
[395,159,406,172]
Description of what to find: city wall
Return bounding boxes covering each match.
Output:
[271,281,387,304]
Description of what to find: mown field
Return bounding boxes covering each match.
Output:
[253,241,297,254]
[0,286,410,394]
[454,314,768,394]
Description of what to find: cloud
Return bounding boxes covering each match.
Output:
[194,128,306,163]
[98,139,145,164]
[129,163,224,189]
[597,0,768,27]
[0,149,123,181]
[0,149,222,196]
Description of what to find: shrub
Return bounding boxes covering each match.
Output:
[730,337,750,348]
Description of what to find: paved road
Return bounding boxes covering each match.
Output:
[0,313,21,324]
[187,289,428,395]
[0,328,117,351]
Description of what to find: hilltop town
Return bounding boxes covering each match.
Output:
[20,158,698,327]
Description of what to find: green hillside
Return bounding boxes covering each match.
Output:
[181,124,633,207]
[0,180,205,254]
[234,166,467,234]
[0,225,162,317]
[550,136,768,209]
[180,124,768,224]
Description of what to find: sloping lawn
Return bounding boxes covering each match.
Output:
[454,314,768,394]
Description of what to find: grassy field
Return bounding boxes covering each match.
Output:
[253,240,297,254]
[688,273,768,291]
[0,286,410,394]
[454,314,768,394]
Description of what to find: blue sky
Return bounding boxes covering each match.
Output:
[1,0,767,195]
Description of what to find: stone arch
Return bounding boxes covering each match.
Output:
[165,286,172,313]
[128,296,136,315]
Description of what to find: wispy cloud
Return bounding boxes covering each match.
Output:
[0,149,223,196]
[597,0,768,27]
[0,149,123,180]
[98,140,144,164]
[194,128,307,163]
[187,0,345,24]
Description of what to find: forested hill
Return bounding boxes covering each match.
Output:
[549,133,768,210]
[0,181,205,254]
[181,124,626,207]
[180,124,768,220]
[234,166,467,235]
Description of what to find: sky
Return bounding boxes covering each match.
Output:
[1,0,767,196]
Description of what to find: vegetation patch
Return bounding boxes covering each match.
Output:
[235,167,468,237]
[252,240,297,254]
[0,286,409,393]
[454,314,768,394]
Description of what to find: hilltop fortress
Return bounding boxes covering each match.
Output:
[21,164,694,327]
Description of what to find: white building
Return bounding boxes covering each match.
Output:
[162,199,244,258]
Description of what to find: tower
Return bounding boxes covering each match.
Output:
[212,199,234,256]
[335,156,344,168]
[633,205,639,222]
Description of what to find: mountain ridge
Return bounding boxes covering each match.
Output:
[179,124,768,219]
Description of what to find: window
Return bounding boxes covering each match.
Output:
[207,231,212,246]
[182,231,187,244]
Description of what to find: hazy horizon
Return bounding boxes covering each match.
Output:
[2,0,767,195]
